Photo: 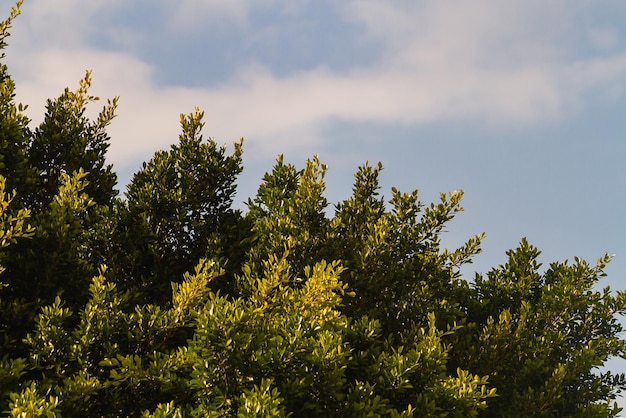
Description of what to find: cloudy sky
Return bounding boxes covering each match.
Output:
[4,0,626,402]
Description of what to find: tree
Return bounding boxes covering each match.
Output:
[0,1,120,362]
[26,70,118,211]
[452,240,626,417]
[0,3,624,416]
[0,0,36,209]
[0,78,118,311]
[121,108,246,303]
[244,155,330,280]
[0,175,32,404]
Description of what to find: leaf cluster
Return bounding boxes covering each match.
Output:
[0,3,624,416]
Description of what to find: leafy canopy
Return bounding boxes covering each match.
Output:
[0,3,625,417]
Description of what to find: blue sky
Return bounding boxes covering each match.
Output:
[4,0,626,406]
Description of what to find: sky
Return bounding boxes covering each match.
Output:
[3,0,626,408]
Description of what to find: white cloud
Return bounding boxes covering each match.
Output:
[166,0,309,30]
[169,0,250,27]
[345,1,567,64]
[588,27,621,51]
[5,1,626,172]
[9,0,123,47]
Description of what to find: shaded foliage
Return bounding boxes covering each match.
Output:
[0,3,625,416]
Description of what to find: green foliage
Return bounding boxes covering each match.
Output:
[0,2,121,368]
[0,3,624,416]
[1,169,98,327]
[0,173,32,402]
[7,383,60,418]
[122,107,246,303]
[454,241,626,416]
[245,155,330,278]
[0,1,37,209]
[0,175,33,257]
[27,70,118,211]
